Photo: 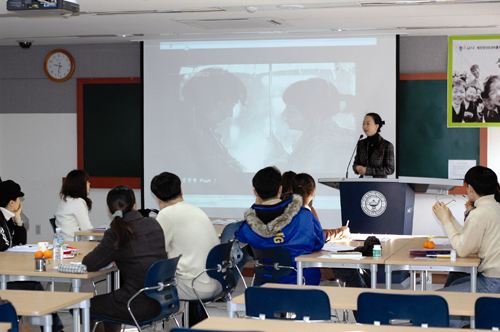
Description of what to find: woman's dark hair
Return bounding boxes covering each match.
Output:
[464,166,500,203]
[365,113,385,133]
[107,186,137,249]
[60,170,92,210]
[280,171,297,199]
[292,173,316,204]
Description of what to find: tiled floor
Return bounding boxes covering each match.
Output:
[26,276,445,332]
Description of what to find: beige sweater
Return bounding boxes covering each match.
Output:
[156,201,220,291]
[444,195,500,278]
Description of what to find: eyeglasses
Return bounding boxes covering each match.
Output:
[435,196,456,205]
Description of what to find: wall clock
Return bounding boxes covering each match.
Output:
[44,49,75,82]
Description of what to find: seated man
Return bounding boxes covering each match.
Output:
[235,166,325,285]
[150,172,222,300]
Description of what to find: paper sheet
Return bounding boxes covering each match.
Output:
[322,243,356,252]
[318,254,365,260]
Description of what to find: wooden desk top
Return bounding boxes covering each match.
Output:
[232,283,498,316]
[296,237,415,264]
[0,241,117,279]
[193,316,464,332]
[384,237,481,267]
[0,289,92,316]
[0,323,11,332]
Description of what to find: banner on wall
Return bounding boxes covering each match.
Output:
[448,35,500,127]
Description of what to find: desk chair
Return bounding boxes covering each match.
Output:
[245,286,331,322]
[475,297,500,330]
[92,256,182,332]
[0,300,18,332]
[49,218,56,233]
[357,292,449,327]
[183,242,236,326]
[251,246,301,286]
[220,221,250,289]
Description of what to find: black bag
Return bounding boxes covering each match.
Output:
[340,235,381,256]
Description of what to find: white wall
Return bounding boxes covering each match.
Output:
[0,113,141,242]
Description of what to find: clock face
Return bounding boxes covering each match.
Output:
[44,50,74,82]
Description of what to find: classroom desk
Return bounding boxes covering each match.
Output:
[0,289,92,332]
[296,237,413,288]
[193,316,465,332]
[227,283,500,319]
[0,241,117,332]
[384,237,480,293]
[0,323,11,332]
[74,230,105,241]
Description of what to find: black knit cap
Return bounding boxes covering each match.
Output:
[0,180,24,202]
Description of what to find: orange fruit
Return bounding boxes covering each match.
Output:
[34,251,44,258]
[423,241,429,248]
[44,250,53,259]
[427,241,435,249]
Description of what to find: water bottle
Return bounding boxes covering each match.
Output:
[53,228,64,261]
[373,244,382,259]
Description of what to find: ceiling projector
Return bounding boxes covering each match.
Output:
[6,0,80,16]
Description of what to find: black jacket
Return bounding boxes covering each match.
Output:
[0,211,27,252]
[82,211,168,322]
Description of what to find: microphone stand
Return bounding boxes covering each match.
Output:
[346,135,363,178]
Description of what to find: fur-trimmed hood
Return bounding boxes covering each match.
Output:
[243,194,303,238]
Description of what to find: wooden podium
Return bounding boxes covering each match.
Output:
[319,176,463,235]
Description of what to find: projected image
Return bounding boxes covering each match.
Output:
[174,63,357,175]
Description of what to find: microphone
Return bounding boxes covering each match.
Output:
[346,135,363,178]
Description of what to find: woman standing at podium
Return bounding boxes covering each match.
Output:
[353,113,394,178]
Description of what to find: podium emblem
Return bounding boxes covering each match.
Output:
[361,190,387,217]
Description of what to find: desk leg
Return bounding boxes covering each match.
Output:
[74,235,81,241]
[81,299,91,332]
[471,267,477,293]
[0,275,7,290]
[385,265,392,289]
[370,264,377,289]
[227,301,236,318]
[107,273,112,293]
[72,279,82,293]
[114,270,120,290]
[296,262,304,285]
[32,315,52,332]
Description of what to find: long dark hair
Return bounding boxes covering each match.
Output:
[292,173,316,205]
[107,186,137,249]
[60,170,92,210]
[280,171,297,200]
[464,166,500,203]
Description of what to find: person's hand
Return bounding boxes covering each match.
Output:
[432,201,453,225]
[464,111,474,119]
[13,203,23,225]
[355,165,367,176]
[341,226,351,238]
[465,200,475,211]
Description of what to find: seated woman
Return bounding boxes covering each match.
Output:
[0,180,63,332]
[292,173,367,288]
[281,171,350,242]
[82,186,168,332]
[54,169,94,240]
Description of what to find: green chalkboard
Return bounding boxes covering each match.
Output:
[80,80,142,179]
[398,79,480,178]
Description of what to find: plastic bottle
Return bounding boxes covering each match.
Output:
[373,244,382,259]
[53,227,64,261]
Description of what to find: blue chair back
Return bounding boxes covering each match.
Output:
[0,300,18,332]
[220,221,251,284]
[205,242,236,300]
[357,292,449,327]
[49,218,56,233]
[245,286,330,321]
[144,256,181,321]
[475,296,500,330]
[251,246,294,286]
